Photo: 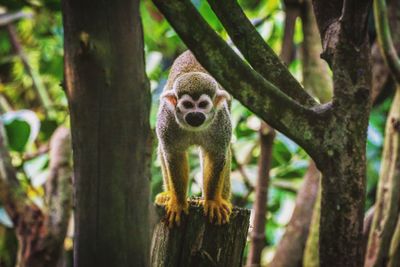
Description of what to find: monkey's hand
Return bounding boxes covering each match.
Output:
[155,191,171,205]
[165,197,189,227]
[200,198,232,225]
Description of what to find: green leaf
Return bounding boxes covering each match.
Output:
[2,110,40,152]
[4,120,31,152]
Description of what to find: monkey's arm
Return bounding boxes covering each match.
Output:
[156,148,189,226]
[201,149,232,224]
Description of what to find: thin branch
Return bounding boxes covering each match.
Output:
[362,205,375,259]
[207,0,318,108]
[43,127,72,264]
[0,11,32,27]
[231,149,254,192]
[6,25,53,115]
[388,213,400,267]
[365,85,400,267]
[374,0,400,83]
[301,0,333,103]
[152,0,321,156]
[246,123,275,266]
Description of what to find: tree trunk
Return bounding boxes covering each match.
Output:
[62,0,151,266]
[151,204,250,267]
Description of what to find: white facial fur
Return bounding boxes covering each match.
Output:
[177,94,212,113]
[175,94,214,131]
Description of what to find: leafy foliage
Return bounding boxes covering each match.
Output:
[0,0,390,265]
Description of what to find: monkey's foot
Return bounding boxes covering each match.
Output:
[165,197,189,227]
[200,198,232,225]
[155,191,171,205]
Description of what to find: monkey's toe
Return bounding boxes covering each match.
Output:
[201,198,232,225]
[165,198,188,228]
[155,191,171,205]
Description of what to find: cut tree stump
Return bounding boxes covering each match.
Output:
[151,201,251,267]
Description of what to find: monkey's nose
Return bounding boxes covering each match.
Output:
[185,112,206,127]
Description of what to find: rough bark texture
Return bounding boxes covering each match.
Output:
[151,203,250,267]
[62,0,151,266]
[246,124,275,267]
[270,163,320,267]
[312,1,371,266]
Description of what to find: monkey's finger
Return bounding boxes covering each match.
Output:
[209,208,215,223]
[203,204,209,216]
[220,207,229,218]
[175,213,181,226]
[216,210,222,225]
[221,204,232,214]
[168,212,176,227]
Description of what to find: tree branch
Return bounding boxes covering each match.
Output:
[152,0,322,156]
[206,0,318,108]
[374,0,400,83]
[44,127,72,252]
[312,0,371,65]
[246,123,275,266]
[0,11,32,27]
[6,25,53,115]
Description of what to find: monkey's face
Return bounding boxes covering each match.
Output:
[162,90,230,131]
[175,94,214,131]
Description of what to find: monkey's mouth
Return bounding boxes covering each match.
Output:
[185,112,206,127]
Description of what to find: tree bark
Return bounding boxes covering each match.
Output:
[151,203,250,267]
[246,124,275,267]
[62,0,151,266]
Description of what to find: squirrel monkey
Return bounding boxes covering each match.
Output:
[155,51,232,226]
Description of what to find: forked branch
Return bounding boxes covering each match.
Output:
[152,0,323,154]
[207,0,318,108]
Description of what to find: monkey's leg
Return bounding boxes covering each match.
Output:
[164,151,189,226]
[201,150,232,225]
[155,146,171,205]
[221,147,231,200]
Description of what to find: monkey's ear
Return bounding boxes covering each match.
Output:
[214,90,231,109]
[161,91,177,107]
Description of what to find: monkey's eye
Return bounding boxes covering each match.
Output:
[182,101,194,109]
[198,101,209,109]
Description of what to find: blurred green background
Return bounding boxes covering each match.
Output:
[0,0,389,265]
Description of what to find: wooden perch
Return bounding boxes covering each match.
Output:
[151,202,250,267]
